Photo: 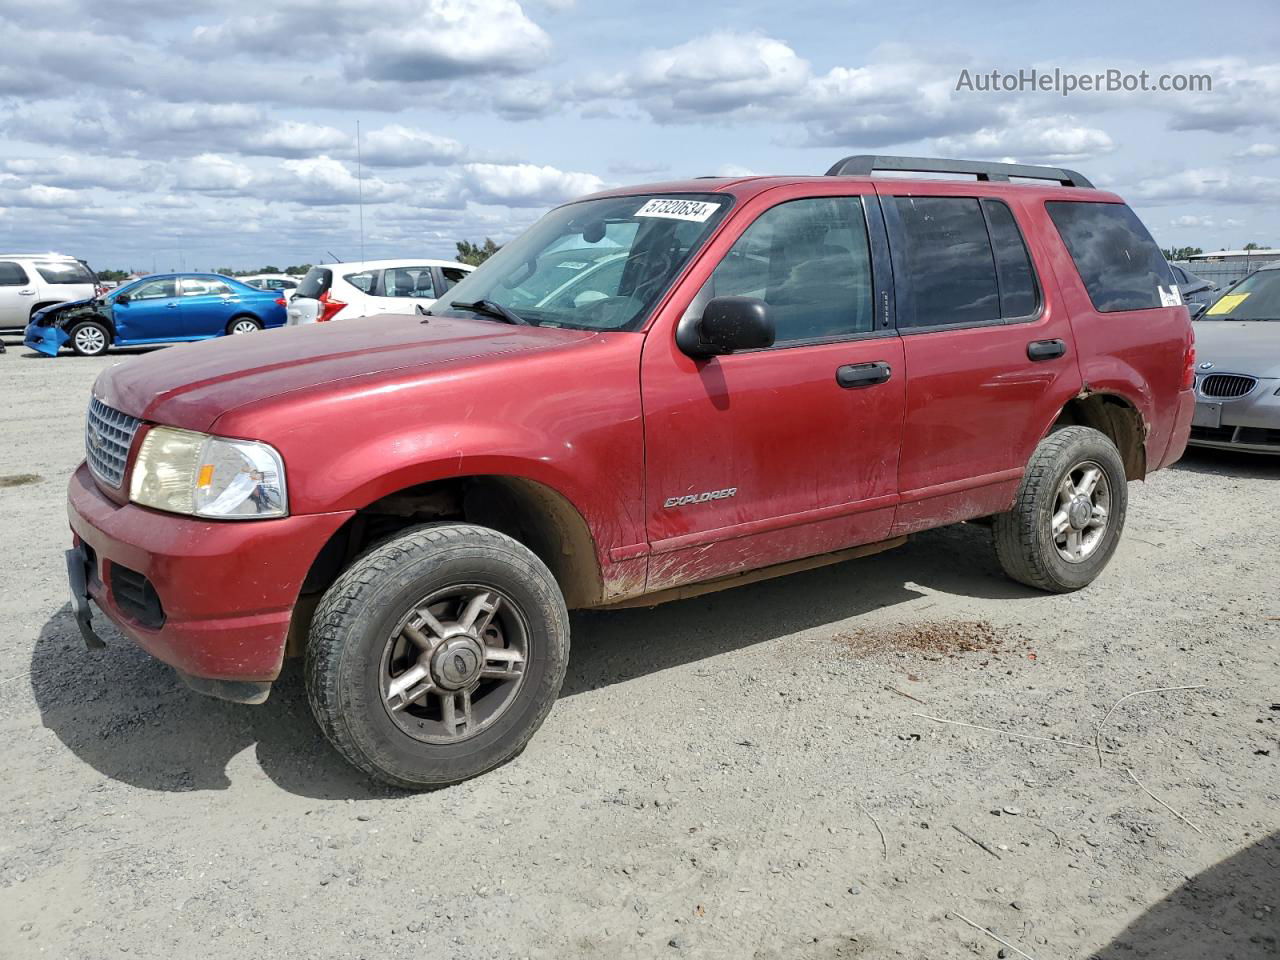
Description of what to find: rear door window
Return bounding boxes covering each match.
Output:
[1046,201,1176,312]
[296,267,333,299]
[0,261,28,285]
[382,266,436,298]
[889,196,1000,328]
[36,261,95,285]
[982,199,1039,319]
[181,278,234,297]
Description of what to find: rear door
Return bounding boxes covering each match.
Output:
[34,259,97,305]
[0,260,35,329]
[880,188,1082,535]
[178,276,241,337]
[112,277,180,341]
[365,265,438,314]
[640,188,906,592]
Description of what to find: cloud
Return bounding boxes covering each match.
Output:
[461,163,604,206]
[1232,143,1280,160]
[352,0,552,81]
[931,117,1115,163]
[1,155,160,190]
[174,154,258,192]
[275,156,414,205]
[1170,215,1214,227]
[1131,168,1280,205]
[361,125,467,167]
[0,183,84,208]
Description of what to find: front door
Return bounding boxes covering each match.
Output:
[640,191,905,592]
[112,277,181,341]
[878,188,1081,534]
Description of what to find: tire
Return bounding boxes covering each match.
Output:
[993,425,1128,593]
[227,316,262,335]
[68,321,111,357]
[305,522,570,789]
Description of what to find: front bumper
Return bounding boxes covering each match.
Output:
[67,462,353,682]
[24,320,67,356]
[1188,377,1280,455]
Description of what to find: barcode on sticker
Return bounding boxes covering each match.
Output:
[634,198,719,222]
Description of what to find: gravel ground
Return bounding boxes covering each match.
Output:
[1,346,1277,960]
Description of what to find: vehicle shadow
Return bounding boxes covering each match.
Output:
[1172,446,1280,480]
[29,523,1036,799]
[1092,831,1279,959]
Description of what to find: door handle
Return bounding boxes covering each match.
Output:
[166,302,179,308]
[836,361,892,389]
[1027,338,1066,361]
[18,288,35,296]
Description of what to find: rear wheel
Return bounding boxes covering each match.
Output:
[305,523,570,789]
[228,316,262,335]
[68,321,111,356]
[993,426,1128,593]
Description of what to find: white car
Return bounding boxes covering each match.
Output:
[0,253,100,332]
[287,259,473,325]
[240,274,301,298]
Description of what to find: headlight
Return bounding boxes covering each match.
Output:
[129,426,287,519]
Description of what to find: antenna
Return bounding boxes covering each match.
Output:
[356,120,366,265]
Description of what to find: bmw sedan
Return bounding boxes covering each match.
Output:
[1188,262,1280,455]
[24,273,288,357]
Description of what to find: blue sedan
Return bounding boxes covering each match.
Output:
[24,273,288,357]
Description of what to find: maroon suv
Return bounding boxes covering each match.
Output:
[66,156,1196,787]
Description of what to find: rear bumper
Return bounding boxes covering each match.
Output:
[1155,388,1196,470]
[67,462,352,681]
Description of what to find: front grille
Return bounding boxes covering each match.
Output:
[1199,374,1257,399]
[86,397,140,488]
[109,563,165,629]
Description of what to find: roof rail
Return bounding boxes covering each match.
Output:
[825,155,1093,188]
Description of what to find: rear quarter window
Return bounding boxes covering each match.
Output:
[1047,201,1175,312]
[296,267,332,299]
[36,261,95,285]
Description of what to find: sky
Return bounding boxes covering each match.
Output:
[0,0,1277,271]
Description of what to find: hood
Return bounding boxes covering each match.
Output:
[1192,320,1280,378]
[94,313,595,430]
[35,297,99,326]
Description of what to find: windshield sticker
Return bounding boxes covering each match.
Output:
[1158,285,1182,307]
[634,198,720,222]
[1206,292,1250,316]
[557,261,588,270]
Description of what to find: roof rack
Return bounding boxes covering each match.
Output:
[825,155,1093,188]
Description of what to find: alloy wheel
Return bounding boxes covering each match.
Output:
[74,327,106,355]
[1051,459,1111,563]
[380,585,528,743]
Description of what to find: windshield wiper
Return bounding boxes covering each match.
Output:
[448,299,531,326]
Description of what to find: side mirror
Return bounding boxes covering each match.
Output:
[678,296,774,358]
[114,293,130,304]
[1191,302,1208,320]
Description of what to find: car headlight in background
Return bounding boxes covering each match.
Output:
[129,426,288,519]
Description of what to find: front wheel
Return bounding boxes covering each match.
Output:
[993,425,1128,593]
[305,523,570,789]
[68,321,111,356]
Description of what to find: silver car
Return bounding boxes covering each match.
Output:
[1189,262,1280,454]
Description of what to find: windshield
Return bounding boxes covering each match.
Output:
[1200,269,1280,320]
[433,193,731,331]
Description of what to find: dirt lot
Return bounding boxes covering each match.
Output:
[1,346,1277,960]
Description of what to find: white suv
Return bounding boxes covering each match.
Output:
[286,258,473,325]
[0,254,99,332]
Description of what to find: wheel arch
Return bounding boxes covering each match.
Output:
[293,473,604,652]
[1050,390,1147,480]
